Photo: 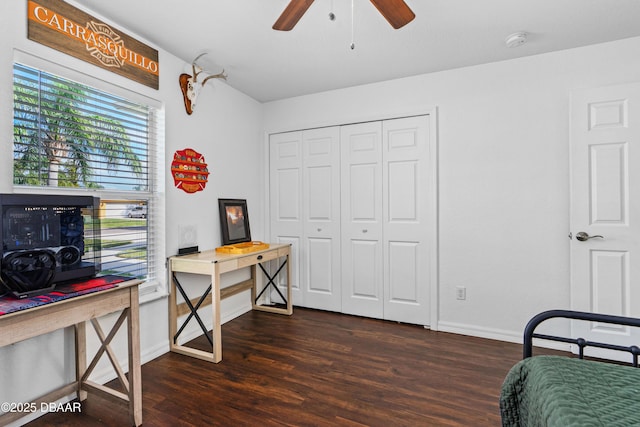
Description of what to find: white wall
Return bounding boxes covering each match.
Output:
[263,36,640,342]
[0,1,263,423]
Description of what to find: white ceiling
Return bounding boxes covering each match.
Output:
[71,0,640,103]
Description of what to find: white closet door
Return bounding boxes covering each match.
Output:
[302,127,342,311]
[340,122,384,318]
[382,116,430,325]
[269,131,303,305]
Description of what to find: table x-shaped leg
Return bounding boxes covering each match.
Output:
[255,258,288,305]
[77,301,142,426]
[172,273,213,346]
[81,311,129,392]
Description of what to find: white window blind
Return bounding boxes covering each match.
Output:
[12,62,163,291]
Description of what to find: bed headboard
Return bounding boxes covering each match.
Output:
[523,309,640,366]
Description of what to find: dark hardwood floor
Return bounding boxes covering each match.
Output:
[28,307,543,426]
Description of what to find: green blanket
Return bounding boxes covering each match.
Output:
[500,356,640,427]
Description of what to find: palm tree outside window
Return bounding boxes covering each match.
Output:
[12,62,164,295]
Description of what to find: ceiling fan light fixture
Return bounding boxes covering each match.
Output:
[505,32,527,48]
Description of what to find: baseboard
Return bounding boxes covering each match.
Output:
[437,320,572,353]
[437,320,522,343]
[221,304,252,325]
[142,340,171,364]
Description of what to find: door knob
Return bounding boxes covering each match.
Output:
[576,231,604,242]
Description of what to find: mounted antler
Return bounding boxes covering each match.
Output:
[179,53,228,115]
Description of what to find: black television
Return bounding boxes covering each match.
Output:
[0,194,101,298]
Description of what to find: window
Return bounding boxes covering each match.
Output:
[12,62,165,297]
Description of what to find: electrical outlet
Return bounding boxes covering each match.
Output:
[456,286,466,300]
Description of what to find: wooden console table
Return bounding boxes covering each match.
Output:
[168,243,292,363]
[0,279,143,426]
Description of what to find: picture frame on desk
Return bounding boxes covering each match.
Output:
[218,198,251,245]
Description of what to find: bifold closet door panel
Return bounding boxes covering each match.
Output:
[302,127,342,312]
[340,122,384,318]
[382,115,430,325]
[269,131,303,305]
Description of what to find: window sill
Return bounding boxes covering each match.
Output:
[139,281,168,304]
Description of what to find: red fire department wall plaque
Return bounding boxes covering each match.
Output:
[171,148,209,193]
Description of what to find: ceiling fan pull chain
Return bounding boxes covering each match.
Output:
[350,0,355,49]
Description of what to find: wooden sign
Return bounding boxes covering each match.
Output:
[27,0,159,89]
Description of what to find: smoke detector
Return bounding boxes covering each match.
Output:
[505,32,527,48]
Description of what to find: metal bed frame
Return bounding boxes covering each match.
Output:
[523,309,640,367]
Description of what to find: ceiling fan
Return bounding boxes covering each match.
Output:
[273,0,415,31]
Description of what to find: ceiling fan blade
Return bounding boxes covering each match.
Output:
[273,0,315,31]
[369,0,415,29]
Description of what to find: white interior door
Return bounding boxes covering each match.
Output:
[269,131,303,305]
[570,82,640,360]
[302,127,341,311]
[341,122,384,318]
[382,116,430,325]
